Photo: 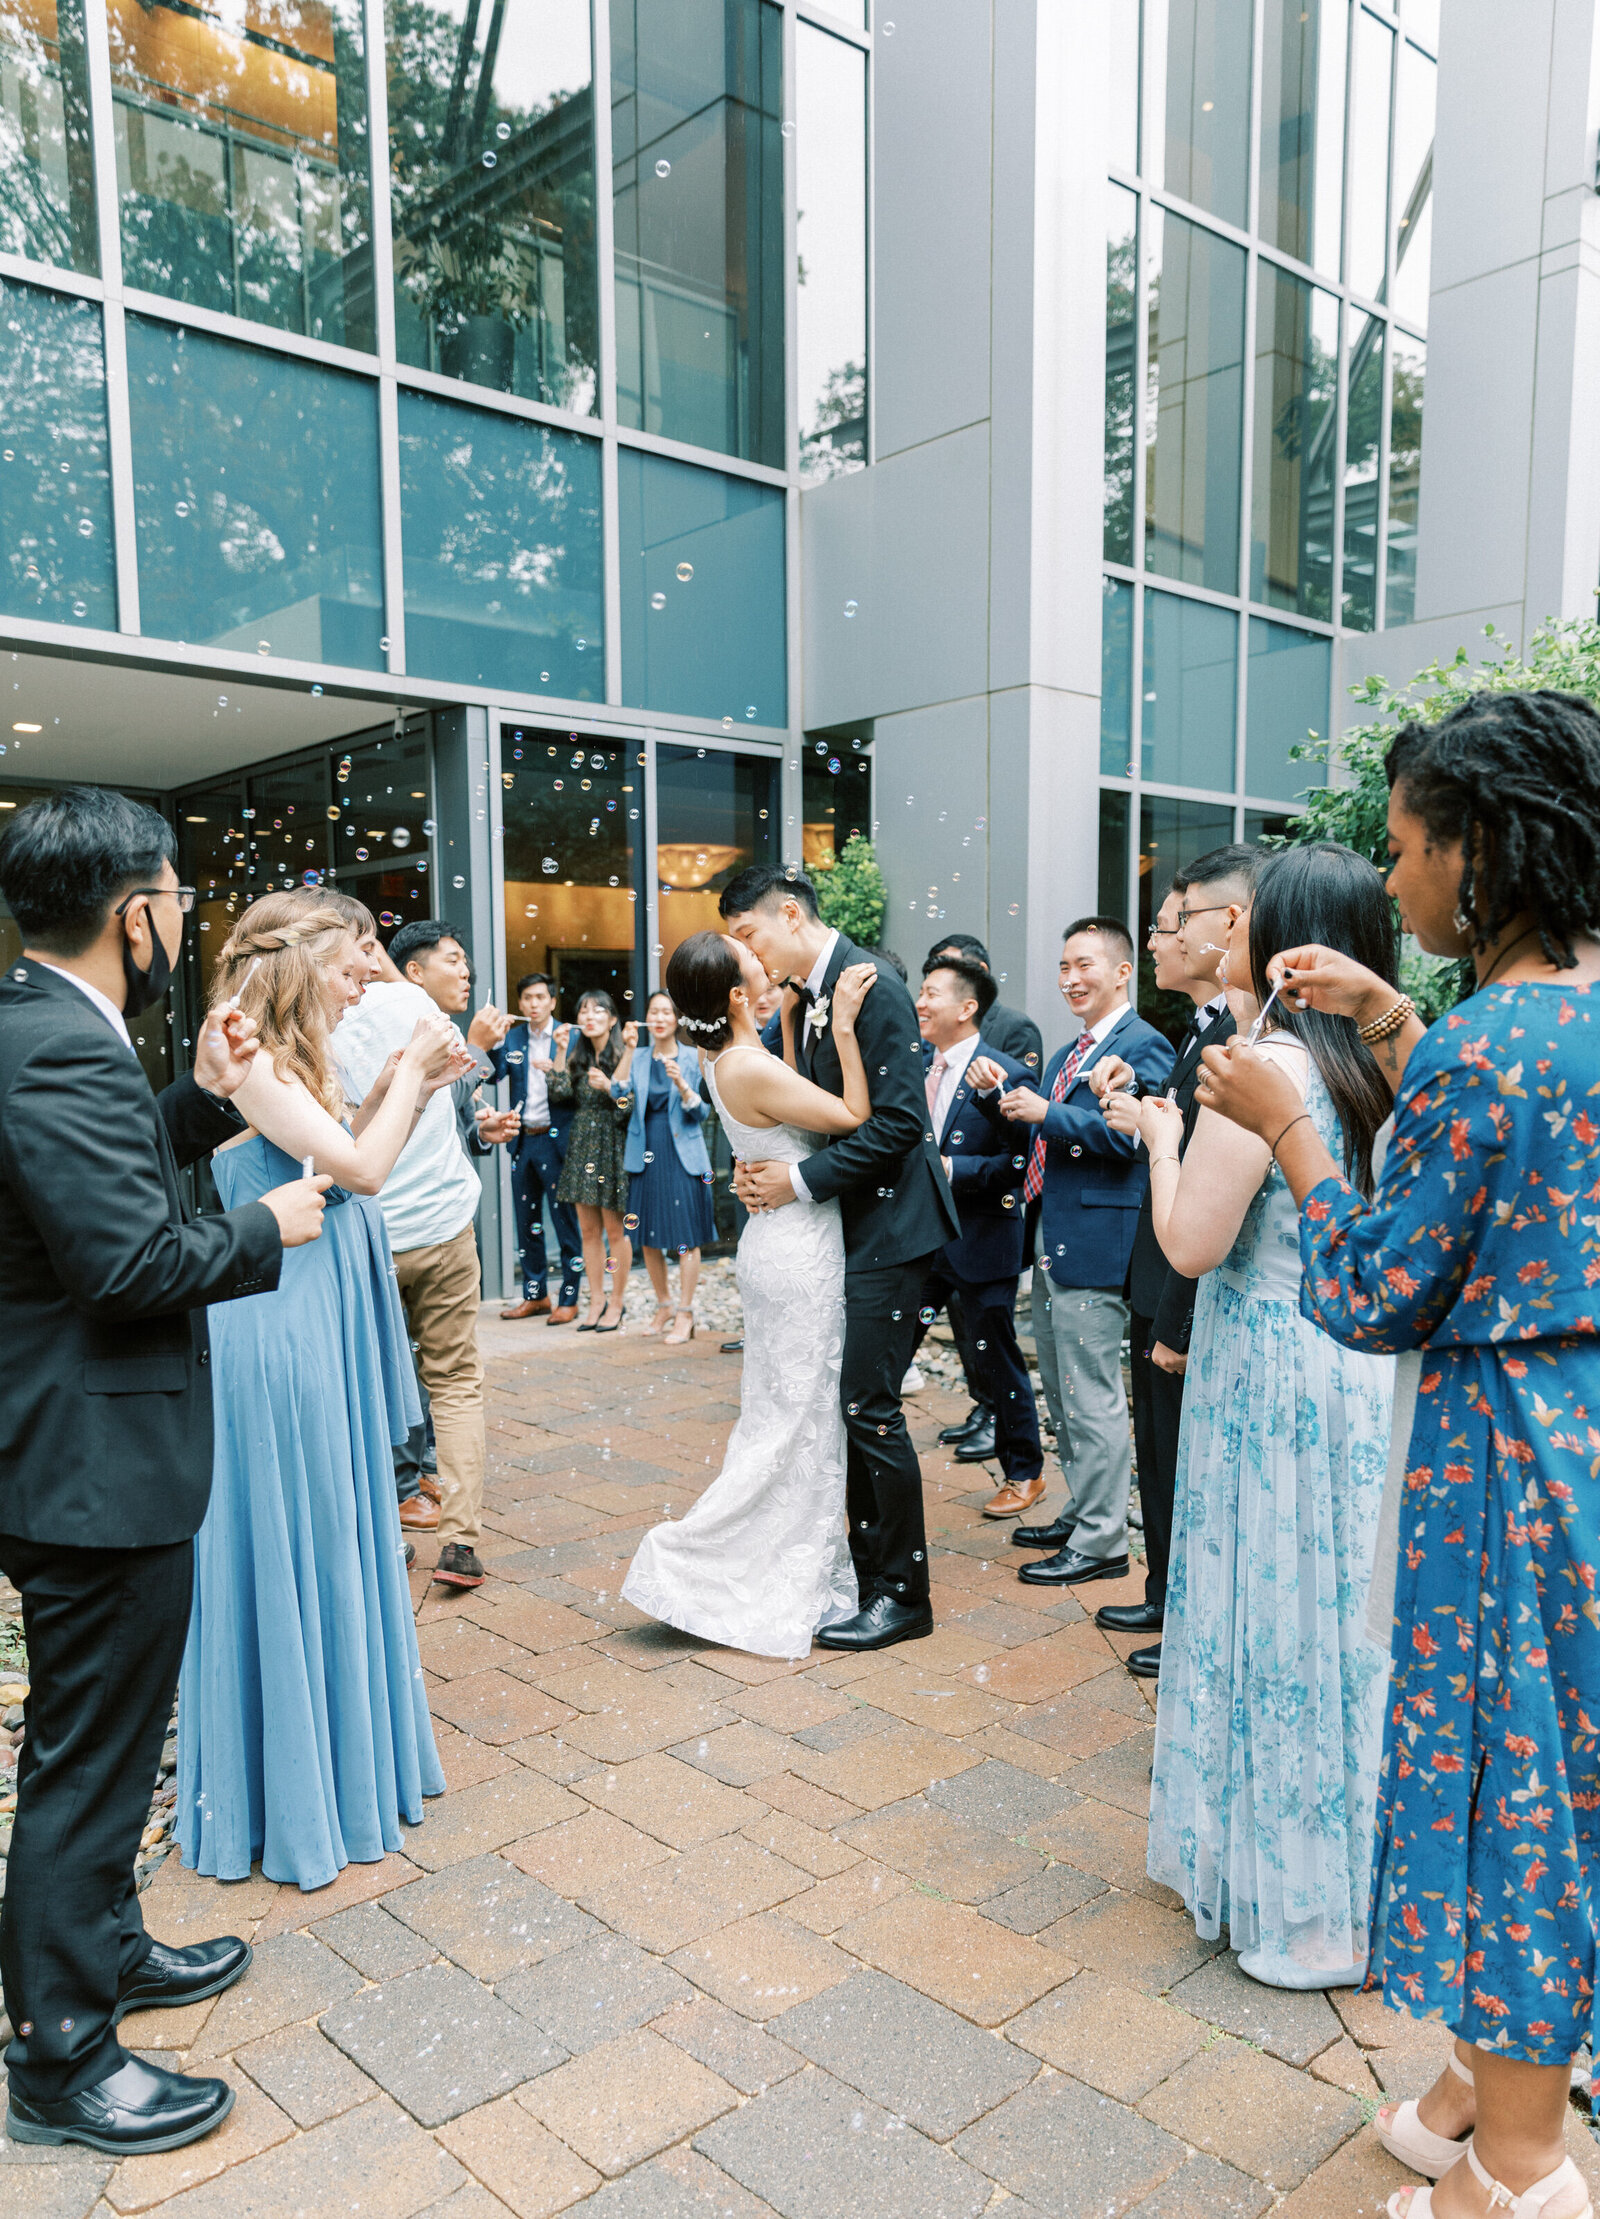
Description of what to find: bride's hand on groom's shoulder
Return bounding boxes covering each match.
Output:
[832,962,878,1031]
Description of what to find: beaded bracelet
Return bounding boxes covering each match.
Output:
[1357,993,1416,1044]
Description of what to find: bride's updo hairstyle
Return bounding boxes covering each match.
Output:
[212,890,353,1117]
[666,931,742,1050]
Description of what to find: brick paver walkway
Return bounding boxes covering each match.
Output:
[15,1310,1599,2219]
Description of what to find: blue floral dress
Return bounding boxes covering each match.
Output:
[1149,1051,1396,1985]
[1298,980,1600,2065]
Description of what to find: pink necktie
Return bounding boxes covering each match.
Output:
[925,1053,948,1125]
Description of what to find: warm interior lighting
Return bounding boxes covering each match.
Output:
[185,814,209,822]
[12,721,40,733]
[656,842,743,890]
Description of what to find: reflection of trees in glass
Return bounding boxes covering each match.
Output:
[1103,216,1137,561]
[386,0,597,412]
[1342,314,1383,631]
[1385,343,1424,626]
[0,0,96,273]
[801,358,865,480]
[0,280,114,626]
[1254,272,1336,619]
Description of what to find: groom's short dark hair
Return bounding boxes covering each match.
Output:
[718,863,819,920]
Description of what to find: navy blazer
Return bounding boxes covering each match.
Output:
[1022,1006,1175,1291]
[933,1036,1032,1285]
[491,1021,571,1151]
[611,1040,711,1178]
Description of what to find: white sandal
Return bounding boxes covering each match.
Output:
[1376,2049,1474,2178]
[1388,2141,1593,2219]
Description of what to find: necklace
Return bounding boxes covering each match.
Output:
[1479,925,1543,988]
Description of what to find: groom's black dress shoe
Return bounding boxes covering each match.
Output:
[951,1416,998,1463]
[1011,1511,1077,1549]
[115,1935,252,2023]
[815,1594,933,1652]
[1127,1643,1162,1679]
[938,1405,991,1447]
[1018,1547,1129,1587]
[1095,1600,1164,1633]
[7,2054,234,2155]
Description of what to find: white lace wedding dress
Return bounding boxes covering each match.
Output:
[621,1050,858,1658]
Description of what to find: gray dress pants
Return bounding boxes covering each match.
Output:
[1029,1271,1132,1562]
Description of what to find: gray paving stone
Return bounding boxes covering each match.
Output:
[575,2147,775,2219]
[1065,1731,1159,1818]
[772,1970,1035,2141]
[124,2090,463,2219]
[499,1932,695,2055]
[191,1928,364,2058]
[314,1900,438,1981]
[697,2066,993,2219]
[0,2159,111,2217]
[384,1851,599,1982]
[941,1599,1056,1646]
[1166,1953,1343,2067]
[320,1961,567,2127]
[653,1995,806,2095]
[953,2075,1186,2217]
[980,1863,1108,1933]
[792,1706,897,1754]
[1123,2151,1275,2218]
[927,1759,1080,1838]
[233,2019,383,2128]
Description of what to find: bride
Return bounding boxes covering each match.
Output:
[621,931,878,1658]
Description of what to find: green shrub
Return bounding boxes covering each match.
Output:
[813,831,887,948]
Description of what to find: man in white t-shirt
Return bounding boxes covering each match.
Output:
[334,920,494,1589]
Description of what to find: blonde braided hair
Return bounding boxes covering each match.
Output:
[211,891,356,1117]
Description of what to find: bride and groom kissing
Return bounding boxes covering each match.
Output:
[621,862,962,1658]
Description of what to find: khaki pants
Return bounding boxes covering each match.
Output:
[392,1221,485,1550]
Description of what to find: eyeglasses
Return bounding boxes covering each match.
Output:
[1173,903,1233,930]
[116,885,197,915]
[1147,925,1179,941]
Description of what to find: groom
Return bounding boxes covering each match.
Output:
[722,865,958,1651]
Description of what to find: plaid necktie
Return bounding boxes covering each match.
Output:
[1022,1028,1096,1203]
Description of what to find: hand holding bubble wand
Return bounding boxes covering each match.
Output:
[222,956,262,1013]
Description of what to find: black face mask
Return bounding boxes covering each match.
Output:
[121,911,174,1020]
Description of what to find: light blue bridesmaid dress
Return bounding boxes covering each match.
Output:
[176,1134,444,1891]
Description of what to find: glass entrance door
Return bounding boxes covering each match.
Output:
[500,727,644,1020]
[654,742,779,972]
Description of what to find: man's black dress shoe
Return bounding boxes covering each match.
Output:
[1095,1600,1164,1633]
[1018,1547,1129,1587]
[1012,1511,1076,1549]
[7,2054,234,2155]
[814,1594,934,1652]
[951,1417,997,1463]
[938,1405,991,1447]
[1127,1642,1162,1679]
[720,1338,743,1354]
[116,1935,252,2023]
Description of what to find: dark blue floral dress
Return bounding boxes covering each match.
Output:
[1298,980,1600,2065]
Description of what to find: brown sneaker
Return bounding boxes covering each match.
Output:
[433,1543,485,1589]
[398,1495,439,1531]
[418,1474,442,1505]
[500,1296,552,1319]
[546,1305,580,1325]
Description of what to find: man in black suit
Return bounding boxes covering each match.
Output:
[723,866,959,1651]
[909,958,1042,1516]
[921,935,1042,1464]
[1089,844,1256,1676]
[0,789,327,2156]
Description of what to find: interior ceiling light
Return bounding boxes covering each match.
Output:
[12,721,41,732]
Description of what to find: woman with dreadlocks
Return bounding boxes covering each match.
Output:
[1198,689,1600,2219]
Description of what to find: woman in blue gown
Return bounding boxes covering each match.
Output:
[1197,690,1600,2219]
[176,893,466,1891]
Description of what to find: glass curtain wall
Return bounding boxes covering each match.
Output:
[795,19,865,482]
[1102,0,1433,1011]
[0,0,97,272]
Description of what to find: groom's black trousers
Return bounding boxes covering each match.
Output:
[840,1254,939,1606]
[0,1534,189,2102]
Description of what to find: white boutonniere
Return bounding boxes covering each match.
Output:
[806,993,831,1037]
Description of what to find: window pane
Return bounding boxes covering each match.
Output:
[1109,0,1139,173]
[1142,589,1236,789]
[1403,0,1438,50]
[501,726,642,1017]
[1257,0,1347,273]
[1250,266,1336,619]
[397,390,602,697]
[1244,806,1295,843]
[1104,181,1138,563]
[1144,207,1245,593]
[795,23,865,484]
[111,0,374,348]
[618,446,786,723]
[1342,310,1382,629]
[1152,0,1252,228]
[0,0,97,273]
[612,0,784,465]
[1101,576,1134,774]
[0,279,114,628]
[657,742,776,968]
[1385,332,1423,627]
[324,726,435,927]
[1099,787,1130,926]
[1346,8,1392,298]
[1390,40,1434,328]
[1246,617,1328,801]
[127,317,384,663]
[388,0,597,414]
[802,738,871,869]
[1138,793,1233,1035]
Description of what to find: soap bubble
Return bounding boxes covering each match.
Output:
[452,874,465,887]
[482,149,497,166]
[542,857,559,873]
[655,157,671,176]
[422,818,436,834]
[391,826,411,848]
[676,561,694,582]
[843,599,858,617]
[650,591,666,610]
[919,1306,936,1323]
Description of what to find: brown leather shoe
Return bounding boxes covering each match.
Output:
[398,1495,440,1531]
[982,1475,1047,1519]
[500,1296,551,1319]
[418,1474,441,1505]
[547,1305,580,1325]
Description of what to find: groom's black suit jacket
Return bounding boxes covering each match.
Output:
[794,933,959,1270]
[0,959,283,1549]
